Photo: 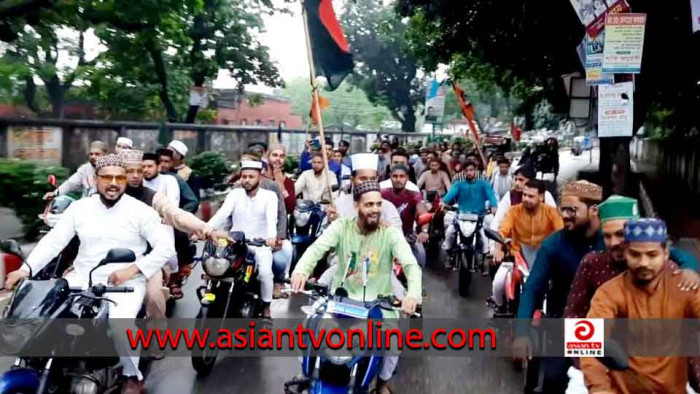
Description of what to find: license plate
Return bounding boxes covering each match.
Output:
[327,300,368,319]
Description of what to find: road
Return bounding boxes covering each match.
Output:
[0,149,599,393]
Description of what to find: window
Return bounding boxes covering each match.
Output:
[255,119,262,126]
[222,119,230,125]
[240,119,247,126]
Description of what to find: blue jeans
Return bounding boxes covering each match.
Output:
[272,240,293,282]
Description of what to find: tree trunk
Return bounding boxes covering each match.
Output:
[148,45,179,122]
[44,75,65,118]
[401,109,416,132]
[23,76,38,113]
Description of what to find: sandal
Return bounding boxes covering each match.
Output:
[169,283,184,300]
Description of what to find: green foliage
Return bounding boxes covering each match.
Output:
[196,109,218,124]
[188,151,231,189]
[282,78,393,131]
[284,155,299,174]
[341,0,424,132]
[644,103,674,140]
[0,160,69,239]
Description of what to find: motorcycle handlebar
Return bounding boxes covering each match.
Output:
[69,286,134,293]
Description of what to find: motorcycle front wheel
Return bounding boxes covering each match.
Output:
[458,251,472,297]
[191,307,218,376]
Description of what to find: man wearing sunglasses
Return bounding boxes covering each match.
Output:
[6,154,175,394]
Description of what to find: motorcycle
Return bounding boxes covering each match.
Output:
[191,232,266,375]
[484,228,531,319]
[443,207,486,297]
[0,246,137,394]
[283,283,420,394]
[289,199,329,276]
[0,240,23,290]
[35,174,79,281]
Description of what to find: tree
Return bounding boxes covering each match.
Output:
[0,4,97,117]
[93,0,281,123]
[341,0,424,132]
[282,78,394,131]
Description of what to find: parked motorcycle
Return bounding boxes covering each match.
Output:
[444,207,486,297]
[191,232,266,375]
[283,283,419,394]
[0,247,137,394]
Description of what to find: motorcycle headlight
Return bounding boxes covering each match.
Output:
[327,355,353,365]
[294,211,312,227]
[203,257,229,277]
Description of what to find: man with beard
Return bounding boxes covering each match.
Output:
[582,218,700,394]
[413,148,429,178]
[120,149,230,334]
[142,152,180,206]
[338,139,352,168]
[491,165,556,239]
[44,140,107,200]
[295,152,337,203]
[207,160,278,319]
[417,158,452,196]
[381,164,430,268]
[512,180,604,393]
[157,148,199,213]
[6,154,175,394]
[564,196,700,393]
[291,181,421,394]
[166,140,193,181]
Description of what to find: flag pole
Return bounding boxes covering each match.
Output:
[302,2,335,208]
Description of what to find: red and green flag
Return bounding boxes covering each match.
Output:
[304,0,354,91]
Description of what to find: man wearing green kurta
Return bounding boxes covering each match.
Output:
[291,181,422,394]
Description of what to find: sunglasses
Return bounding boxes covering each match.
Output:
[98,174,127,184]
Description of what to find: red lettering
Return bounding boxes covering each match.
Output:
[326,329,345,349]
[405,329,423,350]
[432,329,447,349]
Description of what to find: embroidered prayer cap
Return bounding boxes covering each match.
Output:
[390,163,410,174]
[598,195,639,223]
[119,149,144,167]
[168,140,188,157]
[353,181,381,201]
[562,180,603,202]
[116,137,133,148]
[240,160,264,171]
[90,140,107,152]
[95,154,124,172]
[351,153,379,172]
[624,218,667,243]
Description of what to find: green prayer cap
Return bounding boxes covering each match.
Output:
[598,195,639,223]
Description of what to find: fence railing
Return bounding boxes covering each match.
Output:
[0,117,433,171]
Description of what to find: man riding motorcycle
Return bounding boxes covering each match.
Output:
[207,159,278,319]
[291,181,421,394]
[6,154,176,394]
[381,164,430,268]
[43,140,107,200]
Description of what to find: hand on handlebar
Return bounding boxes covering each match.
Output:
[266,238,277,247]
[401,296,420,315]
[108,265,139,285]
[291,272,309,293]
[5,270,28,291]
[494,249,505,264]
[326,207,338,222]
[416,232,429,243]
[208,230,232,243]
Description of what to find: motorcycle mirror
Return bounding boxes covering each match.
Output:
[47,174,57,188]
[484,228,506,244]
[0,239,24,258]
[331,184,340,192]
[102,249,136,265]
[598,340,629,371]
[416,213,433,227]
[334,287,348,298]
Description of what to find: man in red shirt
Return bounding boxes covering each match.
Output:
[381,164,430,267]
[266,144,296,298]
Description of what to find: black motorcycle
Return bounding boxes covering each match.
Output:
[0,247,137,394]
[444,207,486,297]
[191,232,266,375]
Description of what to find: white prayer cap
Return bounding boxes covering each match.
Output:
[116,137,133,148]
[240,160,263,171]
[351,153,379,172]
[168,140,188,157]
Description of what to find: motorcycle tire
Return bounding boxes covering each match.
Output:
[191,308,218,376]
[458,252,472,297]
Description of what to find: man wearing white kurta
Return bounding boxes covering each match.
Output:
[6,154,176,394]
[207,160,278,318]
[43,140,107,200]
[142,152,180,207]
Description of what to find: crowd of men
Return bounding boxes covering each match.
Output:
[5,133,700,394]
